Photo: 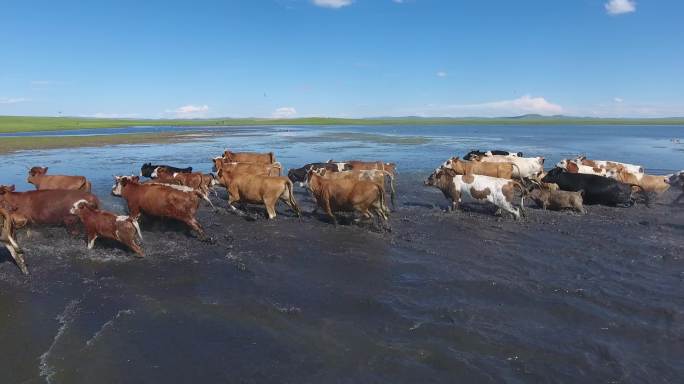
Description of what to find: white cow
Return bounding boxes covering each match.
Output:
[425,167,525,219]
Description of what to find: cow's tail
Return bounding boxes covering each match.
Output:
[1,209,21,251]
[376,182,389,220]
[285,179,300,216]
[511,163,522,179]
[130,218,143,242]
[381,170,396,210]
[513,181,526,217]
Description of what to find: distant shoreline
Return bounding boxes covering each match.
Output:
[1,115,684,134]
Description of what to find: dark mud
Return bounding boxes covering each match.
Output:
[1,173,683,383]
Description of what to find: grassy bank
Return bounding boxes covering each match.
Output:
[0,132,192,154]
[1,115,684,133]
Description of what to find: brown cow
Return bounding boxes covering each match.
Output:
[327,160,397,207]
[150,167,216,206]
[216,169,299,219]
[307,170,388,225]
[112,176,208,240]
[70,200,144,257]
[606,170,670,194]
[441,157,516,179]
[223,150,276,164]
[0,185,99,234]
[0,207,28,275]
[27,167,92,191]
[313,169,391,215]
[212,158,282,177]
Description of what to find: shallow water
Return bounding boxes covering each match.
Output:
[1,124,684,383]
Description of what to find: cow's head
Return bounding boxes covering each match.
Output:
[0,185,16,196]
[384,162,397,176]
[665,171,684,187]
[425,167,455,187]
[112,176,139,196]
[212,157,223,172]
[150,166,170,179]
[28,166,48,177]
[69,199,95,215]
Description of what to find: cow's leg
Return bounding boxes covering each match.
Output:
[64,216,81,236]
[264,198,277,220]
[502,203,520,220]
[185,217,209,241]
[87,234,98,250]
[118,226,144,257]
[322,199,337,225]
[5,243,29,275]
[281,188,301,217]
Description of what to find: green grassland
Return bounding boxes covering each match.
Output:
[0,133,189,154]
[1,115,684,134]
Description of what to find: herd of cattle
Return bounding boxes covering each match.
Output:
[1,148,683,275]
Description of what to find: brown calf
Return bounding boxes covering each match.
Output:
[0,185,99,234]
[0,207,28,275]
[223,150,276,164]
[307,170,388,225]
[216,169,299,219]
[529,188,585,213]
[70,200,144,257]
[27,167,92,191]
[112,176,207,240]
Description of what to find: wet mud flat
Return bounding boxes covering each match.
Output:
[1,172,683,383]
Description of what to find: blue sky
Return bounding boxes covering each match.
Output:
[1,0,682,118]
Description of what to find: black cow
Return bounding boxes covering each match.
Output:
[542,168,635,206]
[287,162,351,184]
[140,163,192,178]
[668,171,684,203]
[463,150,524,160]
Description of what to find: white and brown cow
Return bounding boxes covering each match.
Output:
[425,167,525,219]
[556,156,644,176]
[70,200,144,257]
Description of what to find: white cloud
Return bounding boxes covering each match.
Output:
[312,0,352,9]
[566,101,684,118]
[436,71,447,78]
[407,95,563,117]
[613,97,624,103]
[273,107,298,118]
[0,97,29,104]
[605,0,636,15]
[165,104,209,118]
[393,0,404,3]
